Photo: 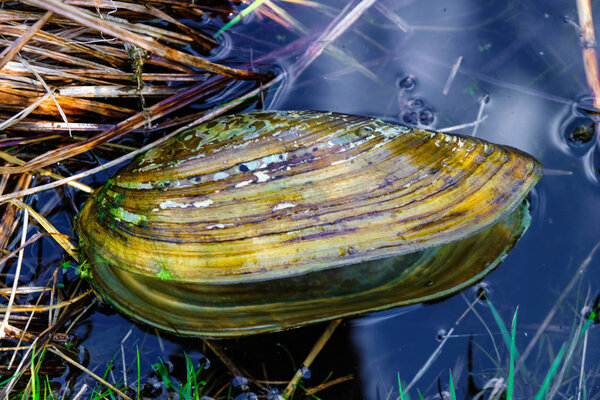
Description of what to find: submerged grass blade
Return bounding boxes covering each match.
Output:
[507,307,518,400]
[449,370,456,400]
[485,295,527,376]
[535,343,566,400]
[398,372,404,400]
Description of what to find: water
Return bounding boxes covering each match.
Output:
[6,0,600,398]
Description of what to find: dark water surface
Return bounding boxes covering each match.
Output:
[13,0,600,399]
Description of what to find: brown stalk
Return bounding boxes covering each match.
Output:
[92,44,196,72]
[0,25,126,70]
[0,73,280,204]
[0,76,230,174]
[54,70,206,81]
[576,0,600,109]
[303,374,355,396]
[22,0,270,80]
[283,319,342,398]
[0,10,52,71]
[0,173,32,252]
[0,36,125,73]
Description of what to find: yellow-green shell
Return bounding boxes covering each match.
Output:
[76,110,542,337]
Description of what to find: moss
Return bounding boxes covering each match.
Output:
[109,207,147,225]
[156,267,173,281]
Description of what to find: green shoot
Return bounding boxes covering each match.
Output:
[136,345,140,400]
[31,344,38,400]
[277,343,297,371]
[215,0,270,38]
[153,354,208,400]
[534,343,566,400]
[398,372,404,400]
[449,370,456,400]
[485,295,528,375]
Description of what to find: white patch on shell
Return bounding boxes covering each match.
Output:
[331,159,348,166]
[159,199,213,209]
[184,134,193,141]
[206,224,225,229]
[273,203,296,211]
[254,171,270,182]
[159,200,186,209]
[214,172,229,181]
[235,179,253,188]
[193,199,213,208]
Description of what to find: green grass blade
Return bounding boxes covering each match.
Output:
[136,345,140,400]
[486,296,529,376]
[534,343,566,400]
[398,373,404,400]
[31,344,38,400]
[449,370,456,400]
[507,307,518,400]
[215,0,269,38]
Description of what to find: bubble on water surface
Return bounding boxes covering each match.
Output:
[419,108,435,126]
[436,328,447,342]
[398,75,416,91]
[402,111,418,125]
[300,366,311,379]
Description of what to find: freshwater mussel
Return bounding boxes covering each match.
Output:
[75,110,542,337]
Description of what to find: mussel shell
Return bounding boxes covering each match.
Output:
[76,110,542,336]
[86,200,531,337]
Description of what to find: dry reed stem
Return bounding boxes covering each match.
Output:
[576,0,600,109]
[0,173,32,249]
[8,268,60,368]
[0,286,50,296]
[303,374,354,396]
[0,10,52,70]
[22,0,269,80]
[0,206,28,340]
[0,76,230,174]
[283,319,342,398]
[0,289,92,312]
[18,55,72,136]
[0,151,92,193]
[0,92,50,131]
[9,199,78,259]
[48,346,133,400]
[0,74,281,204]
[0,25,127,69]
